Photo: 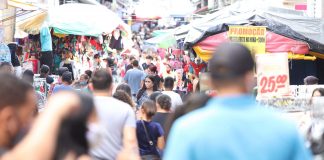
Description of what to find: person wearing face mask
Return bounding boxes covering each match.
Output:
[72,74,90,92]
[0,73,36,155]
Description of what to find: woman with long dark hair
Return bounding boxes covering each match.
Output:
[137,75,158,106]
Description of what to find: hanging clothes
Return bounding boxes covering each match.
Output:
[109,35,123,51]
[0,43,11,63]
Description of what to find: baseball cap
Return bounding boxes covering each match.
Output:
[209,43,254,80]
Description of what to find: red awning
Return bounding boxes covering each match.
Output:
[193,31,310,61]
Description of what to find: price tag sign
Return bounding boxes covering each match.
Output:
[256,53,290,98]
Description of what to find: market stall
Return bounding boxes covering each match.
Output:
[177,0,324,85]
[15,3,132,76]
[181,2,323,57]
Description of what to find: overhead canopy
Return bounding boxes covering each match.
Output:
[182,0,324,53]
[8,0,40,10]
[17,10,47,35]
[145,29,176,49]
[17,3,127,37]
[47,3,123,36]
[194,31,311,62]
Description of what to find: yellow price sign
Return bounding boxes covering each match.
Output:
[228,26,266,54]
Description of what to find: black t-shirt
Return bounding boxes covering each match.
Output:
[152,112,170,131]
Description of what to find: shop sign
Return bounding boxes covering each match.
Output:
[256,53,290,98]
[228,26,266,54]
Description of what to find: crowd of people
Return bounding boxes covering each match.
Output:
[0,42,316,160]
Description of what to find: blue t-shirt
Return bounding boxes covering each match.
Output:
[164,95,312,160]
[124,68,146,95]
[52,84,73,94]
[40,25,52,52]
[136,120,164,156]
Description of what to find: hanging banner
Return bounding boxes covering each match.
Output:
[228,26,266,54]
[256,53,290,98]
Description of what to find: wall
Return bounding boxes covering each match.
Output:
[0,6,16,43]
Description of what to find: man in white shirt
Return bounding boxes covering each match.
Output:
[162,77,183,111]
[90,69,138,160]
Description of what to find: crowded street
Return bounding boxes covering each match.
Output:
[0,0,324,159]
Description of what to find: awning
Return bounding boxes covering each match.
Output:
[193,31,311,62]
[8,0,39,10]
[17,11,47,35]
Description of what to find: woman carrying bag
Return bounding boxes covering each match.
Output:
[136,100,165,160]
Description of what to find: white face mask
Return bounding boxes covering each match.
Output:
[86,122,105,149]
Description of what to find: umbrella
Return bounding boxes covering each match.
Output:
[47,3,124,36]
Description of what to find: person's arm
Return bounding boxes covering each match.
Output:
[140,72,146,88]
[52,86,57,94]
[156,123,165,150]
[176,94,183,105]
[157,136,165,151]
[122,107,139,152]
[124,72,129,83]
[2,92,80,160]
[123,127,138,151]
